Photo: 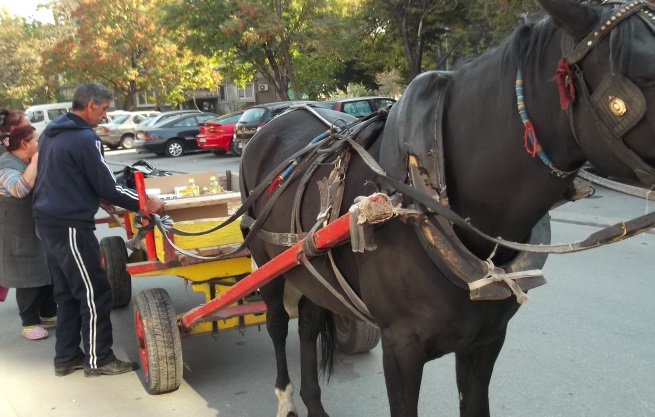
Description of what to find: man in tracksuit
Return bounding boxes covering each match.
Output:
[33,83,166,377]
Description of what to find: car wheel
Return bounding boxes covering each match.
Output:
[165,140,185,157]
[229,139,242,157]
[120,134,135,149]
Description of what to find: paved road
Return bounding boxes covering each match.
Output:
[102,148,241,177]
[0,151,653,416]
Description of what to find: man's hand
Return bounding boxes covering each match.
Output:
[100,200,116,215]
[147,196,166,215]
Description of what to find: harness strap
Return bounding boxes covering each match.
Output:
[298,253,376,326]
[562,0,650,65]
[327,251,374,320]
[241,215,308,246]
[342,136,655,253]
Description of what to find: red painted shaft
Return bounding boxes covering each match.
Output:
[179,212,353,329]
[133,171,157,261]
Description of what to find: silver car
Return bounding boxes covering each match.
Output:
[97,111,160,149]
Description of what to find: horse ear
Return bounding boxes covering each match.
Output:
[539,0,600,40]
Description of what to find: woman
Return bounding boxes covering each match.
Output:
[0,124,57,340]
[0,109,30,156]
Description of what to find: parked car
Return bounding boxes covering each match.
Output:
[233,101,317,156]
[195,111,245,156]
[97,111,160,149]
[25,102,72,133]
[318,96,396,118]
[136,110,202,131]
[134,112,217,157]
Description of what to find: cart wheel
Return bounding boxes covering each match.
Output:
[99,236,132,308]
[333,313,380,354]
[134,288,183,395]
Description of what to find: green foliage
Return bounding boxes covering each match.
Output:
[42,0,220,109]
[164,0,380,100]
[0,12,54,109]
[1,0,550,111]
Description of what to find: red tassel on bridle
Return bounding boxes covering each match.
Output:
[523,120,539,158]
[556,58,576,110]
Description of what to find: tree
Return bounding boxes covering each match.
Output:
[42,0,220,110]
[166,0,369,100]
[382,0,441,82]
[0,12,53,109]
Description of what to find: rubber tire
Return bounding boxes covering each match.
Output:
[333,313,380,354]
[99,236,132,308]
[134,288,183,395]
[229,139,242,157]
[120,134,135,149]
[165,139,185,157]
[211,149,227,156]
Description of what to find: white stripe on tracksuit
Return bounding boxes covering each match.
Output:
[68,228,99,368]
[95,139,139,199]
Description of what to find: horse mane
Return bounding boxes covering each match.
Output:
[456,5,635,79]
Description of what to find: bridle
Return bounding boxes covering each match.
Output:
[558,0,655,186]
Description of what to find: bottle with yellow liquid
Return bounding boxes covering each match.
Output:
[185,177,200,196]
[209,175,223,194]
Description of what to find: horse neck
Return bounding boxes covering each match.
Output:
[442,30,585,258]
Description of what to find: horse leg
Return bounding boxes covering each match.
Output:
[380,329,427,417]
[261,277,299,417]
[297,296,332,417]
[455,331,507,417]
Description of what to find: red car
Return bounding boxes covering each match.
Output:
[195,111,244,155]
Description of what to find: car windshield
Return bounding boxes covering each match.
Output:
[239,108,267,123]
[26,110,43,123]
[313,102,333,109]
[210,112,242,124]
[109,115,130,124]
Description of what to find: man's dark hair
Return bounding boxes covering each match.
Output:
[72,83,112,110]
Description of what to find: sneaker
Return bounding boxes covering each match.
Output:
[21,326,48,340]
[55,357,85,377]
[84,358,139,377]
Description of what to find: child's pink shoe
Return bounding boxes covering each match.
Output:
[21,326,48,340]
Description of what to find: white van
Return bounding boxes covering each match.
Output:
[25,102,73,133]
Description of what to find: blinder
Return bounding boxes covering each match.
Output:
[590,72,647,138]
[562,0,655,186]
[570,70,655,185]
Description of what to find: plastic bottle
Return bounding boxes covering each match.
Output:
[209,175,223,194]
[186,177,200,196]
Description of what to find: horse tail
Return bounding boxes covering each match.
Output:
[319,311,336,382]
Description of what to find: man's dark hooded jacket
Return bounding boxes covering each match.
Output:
[33,113,139,228]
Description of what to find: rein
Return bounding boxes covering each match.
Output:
[135,102,655,261]
[515,70,578,178]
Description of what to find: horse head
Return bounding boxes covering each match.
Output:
[541,0,655,186]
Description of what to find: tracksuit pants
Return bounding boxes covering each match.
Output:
[35,219,115,369]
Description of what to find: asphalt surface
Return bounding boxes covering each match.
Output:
[1,150,653,417]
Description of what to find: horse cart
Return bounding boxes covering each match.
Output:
[97,170,380,395]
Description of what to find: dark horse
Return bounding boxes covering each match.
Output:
[239,0,655,415]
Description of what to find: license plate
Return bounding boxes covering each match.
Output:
[198,138,206,143]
